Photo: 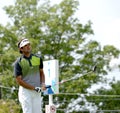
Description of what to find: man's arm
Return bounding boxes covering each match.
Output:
[40,69,46,91]
[40,69,45,85]
[16,75,35,90]
[39,57,46,90]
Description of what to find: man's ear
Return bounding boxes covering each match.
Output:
[19,47,23,53]
[20,47,22,50]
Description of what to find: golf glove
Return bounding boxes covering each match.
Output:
[34,87,41,93]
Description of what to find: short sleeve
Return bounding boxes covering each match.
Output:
[14,59,22,77]
[40,57,43,69]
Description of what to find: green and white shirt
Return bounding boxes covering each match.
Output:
[14,54,43,87]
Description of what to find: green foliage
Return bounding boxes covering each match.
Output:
[0,70,18,100]
[103,45,120,58]
[92,81,120,111]
[0,99,21,113]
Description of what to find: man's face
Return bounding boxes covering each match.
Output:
[20,43,31,54]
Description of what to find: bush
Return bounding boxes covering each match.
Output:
[0,99,21,113]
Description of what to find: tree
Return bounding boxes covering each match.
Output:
[0,0,120,112]
[92,81,120,112]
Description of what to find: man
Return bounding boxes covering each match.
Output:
[14,38,46,113]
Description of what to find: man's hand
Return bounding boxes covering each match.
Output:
[34,87,41,93]
[41,84,46,91]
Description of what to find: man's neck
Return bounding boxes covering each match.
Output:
[23,53,31,58]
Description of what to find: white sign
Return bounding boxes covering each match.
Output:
[45,105,56,113]
[43,60,59,94]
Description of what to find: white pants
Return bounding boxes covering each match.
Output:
[18,86,42,113]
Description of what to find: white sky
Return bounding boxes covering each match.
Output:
[79,0,120,49]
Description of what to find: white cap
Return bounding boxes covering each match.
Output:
[19,38,30,48]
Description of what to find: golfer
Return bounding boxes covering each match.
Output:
[14,38,46,113]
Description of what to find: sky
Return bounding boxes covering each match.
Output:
[0,0,120,82]
[79,0,120,50]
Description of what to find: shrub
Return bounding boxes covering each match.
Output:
[0,99,21,113]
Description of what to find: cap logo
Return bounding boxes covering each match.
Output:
[19,39,30,48]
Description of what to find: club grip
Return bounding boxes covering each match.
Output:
[45,85,51,88]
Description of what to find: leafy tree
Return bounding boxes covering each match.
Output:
[0,0,120,112]
[91,81,120,112]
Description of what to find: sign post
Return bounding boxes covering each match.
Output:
[43,60,59,113]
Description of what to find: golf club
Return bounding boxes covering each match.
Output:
[46,65,97,88]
